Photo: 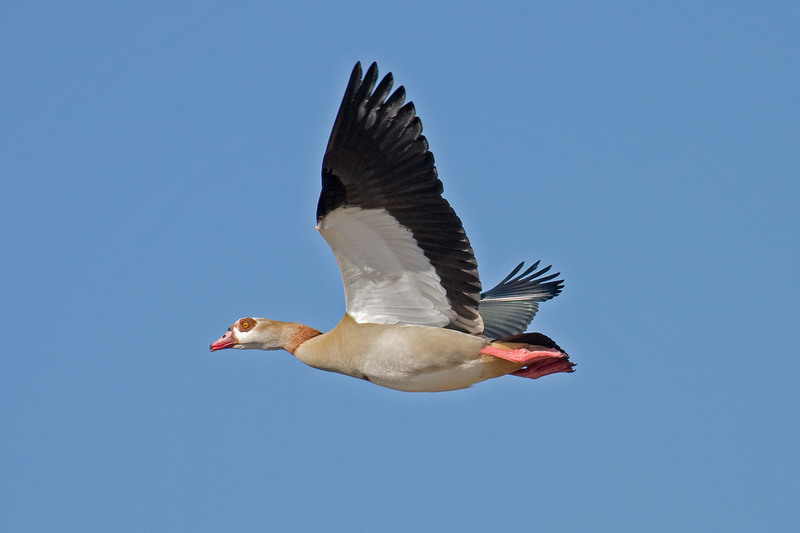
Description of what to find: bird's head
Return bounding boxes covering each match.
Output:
[209,317,287,351]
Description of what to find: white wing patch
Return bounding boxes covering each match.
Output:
[317,206,456,327]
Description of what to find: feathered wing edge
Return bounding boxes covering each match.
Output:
[478,261,563,339]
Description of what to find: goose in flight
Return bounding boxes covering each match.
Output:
[210,62,573,392]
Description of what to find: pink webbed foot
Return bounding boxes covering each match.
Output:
[510,358,575,379]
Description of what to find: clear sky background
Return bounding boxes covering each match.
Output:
[2,1,798,531]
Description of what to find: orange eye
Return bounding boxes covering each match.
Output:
[239,318,254,330]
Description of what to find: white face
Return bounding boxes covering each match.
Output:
[210,317,287,352]
[230,317,256,348]
[211,317,258,351]
[230,317,286,350]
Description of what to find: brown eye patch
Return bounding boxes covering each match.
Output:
[238,317,256,331]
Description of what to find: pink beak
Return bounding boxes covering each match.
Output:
[210,329,236,351]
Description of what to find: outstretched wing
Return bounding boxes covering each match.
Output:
[316,62,482,333]
[479,261,563,339]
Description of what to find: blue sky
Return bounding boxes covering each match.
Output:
[2,1,799,531]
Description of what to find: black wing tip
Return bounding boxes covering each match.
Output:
[481,260,565,301]
[350,61,390,87]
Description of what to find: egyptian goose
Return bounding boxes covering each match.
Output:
[210,62,573,392]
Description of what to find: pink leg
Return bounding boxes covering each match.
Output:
[479,345,566,364]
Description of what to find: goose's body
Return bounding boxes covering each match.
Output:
[210,62,573,392]
[299,315,490,392]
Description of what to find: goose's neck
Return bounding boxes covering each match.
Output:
[283,323,323,354]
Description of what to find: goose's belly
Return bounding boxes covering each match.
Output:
[365,358,489,392]
[359,326,489,392]
[298,318,494,392]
